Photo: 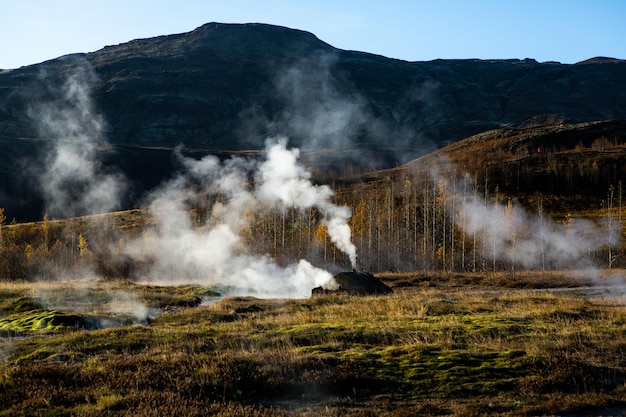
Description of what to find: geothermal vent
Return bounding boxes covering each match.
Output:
[312,270,393,296]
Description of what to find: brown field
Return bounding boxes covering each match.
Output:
[1,270,626,416]
[2,119,626,415]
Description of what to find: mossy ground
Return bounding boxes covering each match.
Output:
[0,310,88,334]
[1,273,626,416]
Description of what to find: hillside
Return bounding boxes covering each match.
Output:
[398,119,626,208]
[1,23,626,220]
[6,120,626,279]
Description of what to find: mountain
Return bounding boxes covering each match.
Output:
[1,22,626,220]
[355,119,626,216]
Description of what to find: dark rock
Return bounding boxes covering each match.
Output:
[313,271,392,296]
[234,304,264,314]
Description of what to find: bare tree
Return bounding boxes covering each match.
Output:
[607,185,617,269]
[538,194,546,271]
[0,208,5,248]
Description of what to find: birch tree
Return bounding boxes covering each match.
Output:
[0,208,5,248]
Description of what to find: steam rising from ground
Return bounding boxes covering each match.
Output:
[456,194,616,270]
[127,138,357,298]
[239,53,427,167]
[28,63,124,217]
[256,140,357,267]
[23,62,355,298]
[19,57,621,297]
[29,282,151,324]
[430,165,622,271]
[272,55,368,151]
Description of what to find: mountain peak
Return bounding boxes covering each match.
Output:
[575,56,625,65]
[2,23,626,220]
[91,22,333,64]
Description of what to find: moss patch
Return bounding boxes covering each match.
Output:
[0,310,88,334]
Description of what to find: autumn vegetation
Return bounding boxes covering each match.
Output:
[1,121,626,279]
[2,121,626,415]
[2,275,626,416]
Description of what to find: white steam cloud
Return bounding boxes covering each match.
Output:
[28,62,124,217]
[22,60,361,298]
[239,53,424,168]
[127,138,357,298]
[272,55,368,151]
[431,167,622,270]
[457,194,616,269]
[256,139,357,267]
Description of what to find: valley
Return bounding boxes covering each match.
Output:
[1,21,626,416]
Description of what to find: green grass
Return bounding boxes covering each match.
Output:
[1,275,626,416]
[0,310,87,334]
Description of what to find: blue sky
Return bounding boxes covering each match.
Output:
[1,0,625,69]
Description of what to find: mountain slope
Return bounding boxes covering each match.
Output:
[1,23,626,220]
[2,23,626,155]
[375,119,626,213]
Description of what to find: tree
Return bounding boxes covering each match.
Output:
[449,174,457,271]
[421,180,431,270]
[351,198,367,255]
[505,198,517,278]
[0,208,6,246]
[313,222,328,263]
[437,179,447,270]
[401,178,413,265]
[607,185,618,269]
[77,233,90,257]
[537,194,546,271]
[492,186,500,272]
[41,213,49,251]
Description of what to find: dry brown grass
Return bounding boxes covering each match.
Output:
[2,273,626,416]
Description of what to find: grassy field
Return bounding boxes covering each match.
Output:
[1,271,626,416]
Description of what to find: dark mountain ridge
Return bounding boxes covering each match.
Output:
[1,22,626,220]
[354,119,626,217]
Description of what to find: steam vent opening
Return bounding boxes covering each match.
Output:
[312,271,393,296]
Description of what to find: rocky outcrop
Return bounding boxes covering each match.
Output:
[312,271,393,296]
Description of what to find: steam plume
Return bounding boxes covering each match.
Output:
[255,139,357,267]
[272,55,367,151]
[430,165,622,270]
[239,53,429,169]
[28,62,124,217]
[128,138,357,297]
[456,193,613,269]
[22,60,361,297]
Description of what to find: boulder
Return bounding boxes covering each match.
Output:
[312,271,392,296]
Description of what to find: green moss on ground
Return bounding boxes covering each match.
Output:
[1,283,626,416]
[0,310,88,334]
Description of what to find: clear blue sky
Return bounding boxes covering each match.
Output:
[1,0,625,69]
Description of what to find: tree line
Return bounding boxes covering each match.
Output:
[0,170,623,281]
